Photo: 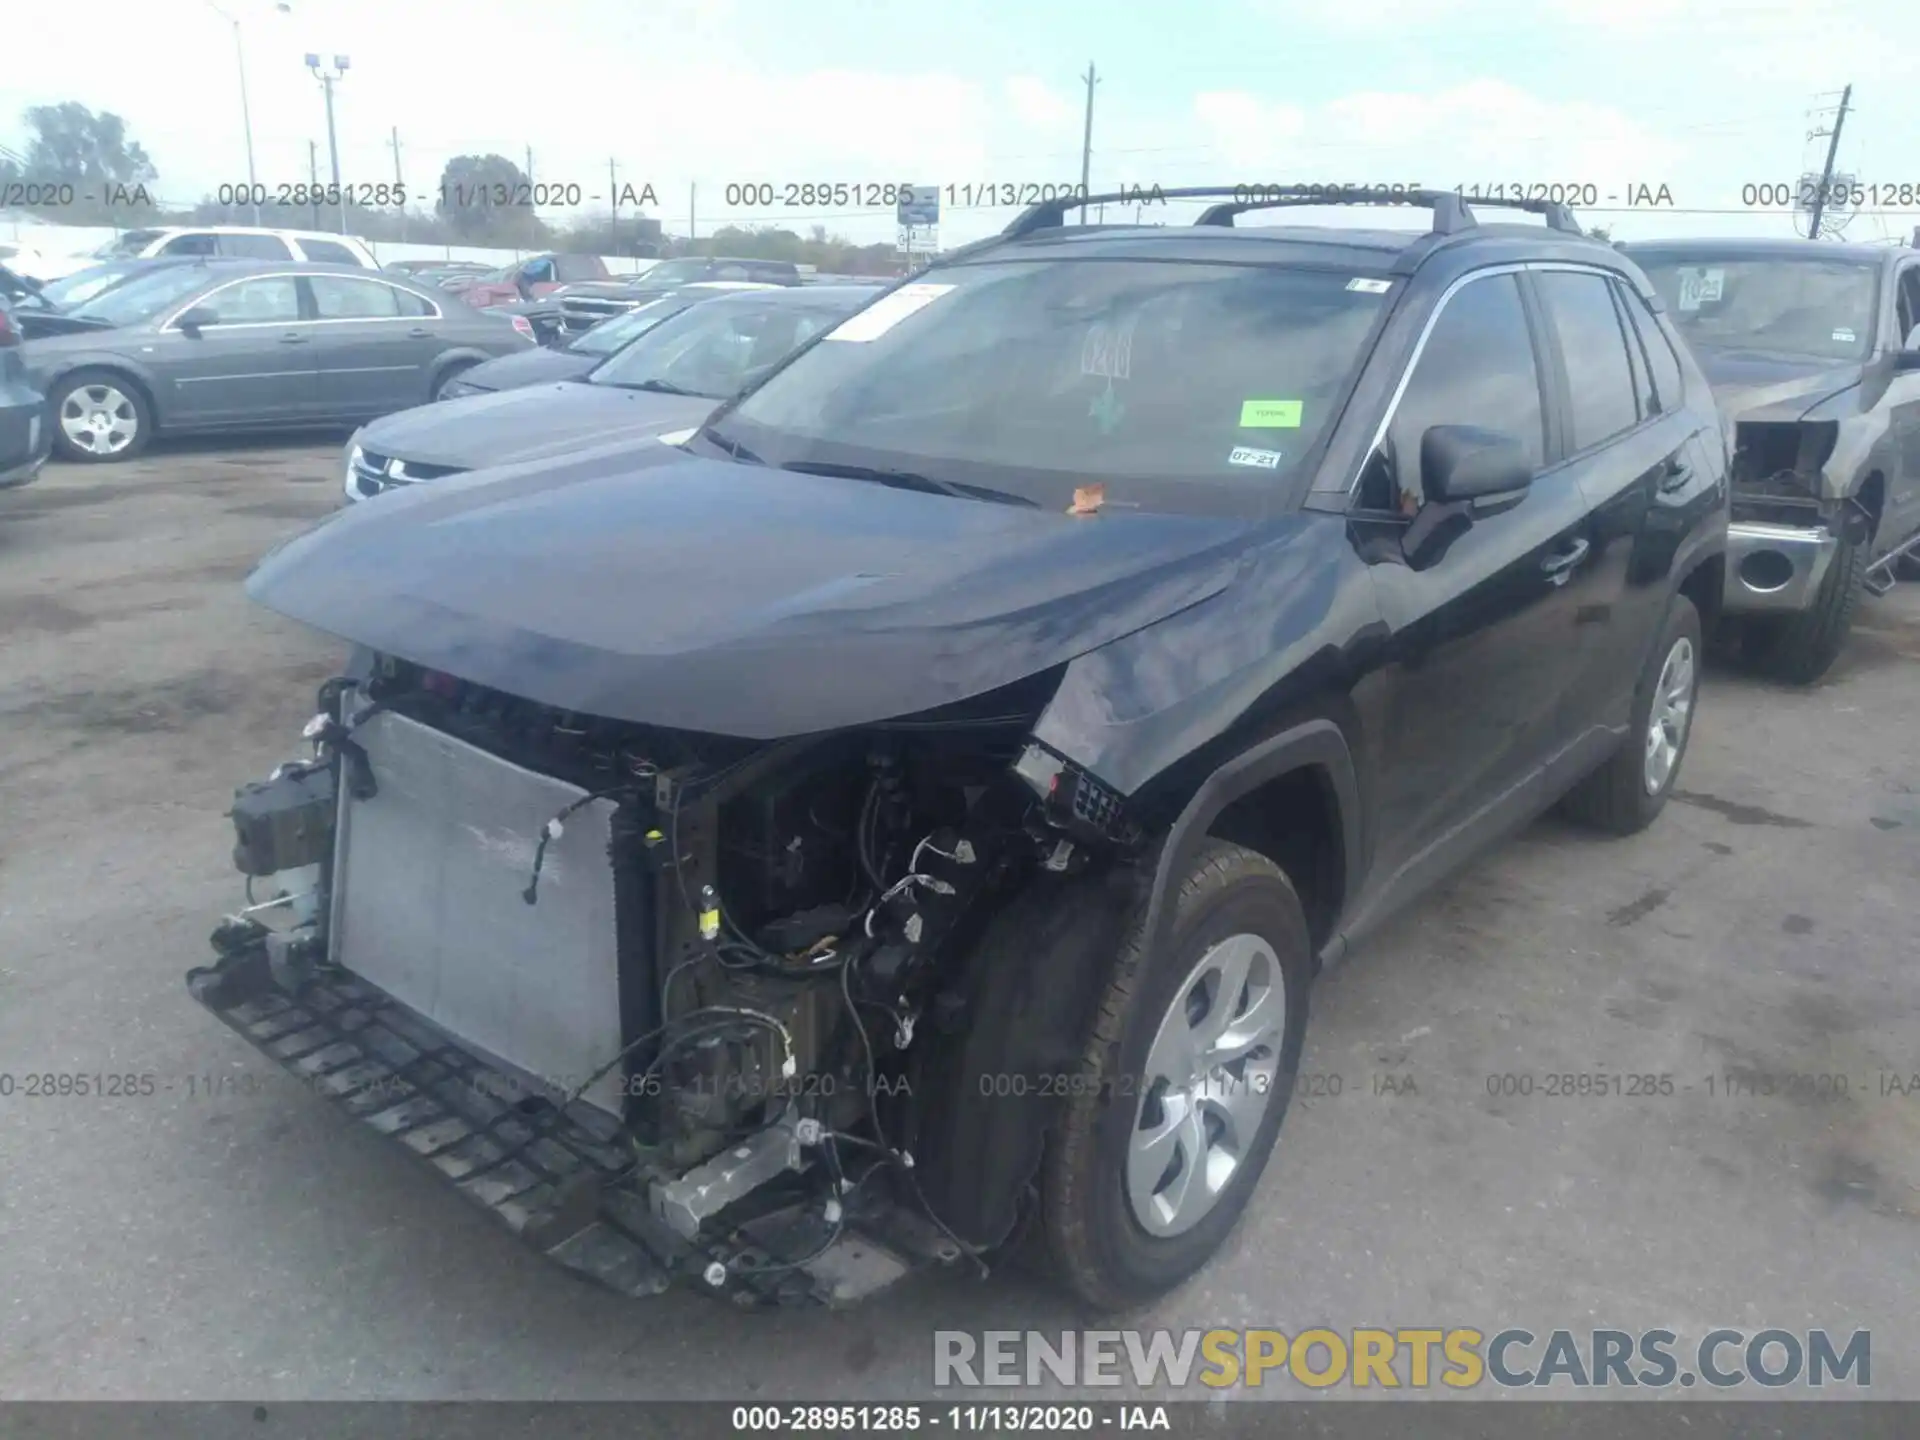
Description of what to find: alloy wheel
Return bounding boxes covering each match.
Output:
[1127,932,1285,1237]
[59,383,140,457]
[1644,635,1696,795]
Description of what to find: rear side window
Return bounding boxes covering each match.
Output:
[1382,273,1545,510]
[160,232,220,256]
[1536,271,1641,452]
[220,233,293,260]
[300,238,363,266]
[555,255,604,282]
[310,275,419,318]
[1615,282,1684,415]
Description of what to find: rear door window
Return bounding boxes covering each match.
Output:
[220,233,294,260]
[160,232,221,256]
[310,275,407,318]
[1536,270,1642,452]
[299,237,363,266]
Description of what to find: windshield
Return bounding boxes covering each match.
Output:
[68,265,217,326]
[40,263,141,309]
[711,259,1388,511]
[567,293,705,356]
[89,229,162,260]
[1634,254,1879,362]
[633,260,711,288]
[588,294,845,398]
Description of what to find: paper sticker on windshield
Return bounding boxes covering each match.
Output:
[1229,446,1284,469]
[824,283,956,343]
[1081,316,1136,378]
[1833,327,1857,343]
[1240,399,1303,428]
[1677,268,1724,312]
[1347,277,1392,294]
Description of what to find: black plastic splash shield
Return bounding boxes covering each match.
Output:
[184,943,941,1309]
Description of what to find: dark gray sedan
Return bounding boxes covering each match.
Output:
[345,285,875,501]
[20,262,538,463]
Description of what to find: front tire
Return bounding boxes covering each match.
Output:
[1744,530,1866,684]
[1561,594,1701,835]
[433,362,476,401]
[1039,840,1312,1311]
[50,369,152,463]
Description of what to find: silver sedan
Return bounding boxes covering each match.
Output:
[20,261,537,463]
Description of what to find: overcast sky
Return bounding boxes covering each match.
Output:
[6,0,1920,247]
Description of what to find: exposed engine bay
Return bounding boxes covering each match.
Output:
[195,653,1143,1306]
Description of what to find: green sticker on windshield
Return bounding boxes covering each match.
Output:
[1240,399,1303,429]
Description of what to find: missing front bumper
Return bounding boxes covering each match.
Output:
[185,942,944,1308]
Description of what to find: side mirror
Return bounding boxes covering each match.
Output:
[1896,323,1920,370]
[1421,424,1533,503]
[175,306,217,336]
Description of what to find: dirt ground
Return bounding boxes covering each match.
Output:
[2,439,1917,1400]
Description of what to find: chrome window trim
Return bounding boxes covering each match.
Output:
[1345,259,1638,498]
[160,271,441,330]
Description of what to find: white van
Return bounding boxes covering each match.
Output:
[24,227,379,281]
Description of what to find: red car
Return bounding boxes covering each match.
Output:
[457,252,610,308]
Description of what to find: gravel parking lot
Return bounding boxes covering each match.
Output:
[2,441,1917,1401]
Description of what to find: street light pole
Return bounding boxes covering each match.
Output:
[305,53,351,233]
[204,1,260,223]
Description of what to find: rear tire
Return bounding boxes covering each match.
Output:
[49,369,153,463]
[1038,840,1312,1311]
[1561,594,1701,836]
[1744,531,1866,684]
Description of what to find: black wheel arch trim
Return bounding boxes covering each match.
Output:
[1141,717,1363,975]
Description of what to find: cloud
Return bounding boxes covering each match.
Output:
[1003,77,1078,134]
[1190,79,1684,194]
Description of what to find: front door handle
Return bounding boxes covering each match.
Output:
[1542,537,1591,582]
[278,331,308,345]
[408,326,431,337]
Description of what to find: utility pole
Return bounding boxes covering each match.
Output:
[1079,63,1099,224]
[1806,83,1853,240]
[389,126,405,239]
[201,2,261,225]
[305,53,351,232]
[307,140,320,230]
[689,182,697,243]
[609,158,619,253]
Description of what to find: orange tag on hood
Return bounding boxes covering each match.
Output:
[1068,483,1105,516]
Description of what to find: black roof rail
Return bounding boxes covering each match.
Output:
[1003,186,1260,237]
[1002,184,1580,239]
[1194,186,1581,235]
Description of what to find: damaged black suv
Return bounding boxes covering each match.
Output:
[190,187,1728,1312]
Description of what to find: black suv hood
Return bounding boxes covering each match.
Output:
[355,381,716,470]
[1694,348,1863,423]
[247,447,1251,737]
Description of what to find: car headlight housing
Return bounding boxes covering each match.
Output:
[344,441,365,500]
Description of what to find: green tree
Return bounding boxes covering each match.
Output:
[19,102,156,191]
[433,154,551,245]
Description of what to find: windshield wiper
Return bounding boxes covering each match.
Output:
[776,460,1037,507]
[701,426,764,465]
[605,377,702,396]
